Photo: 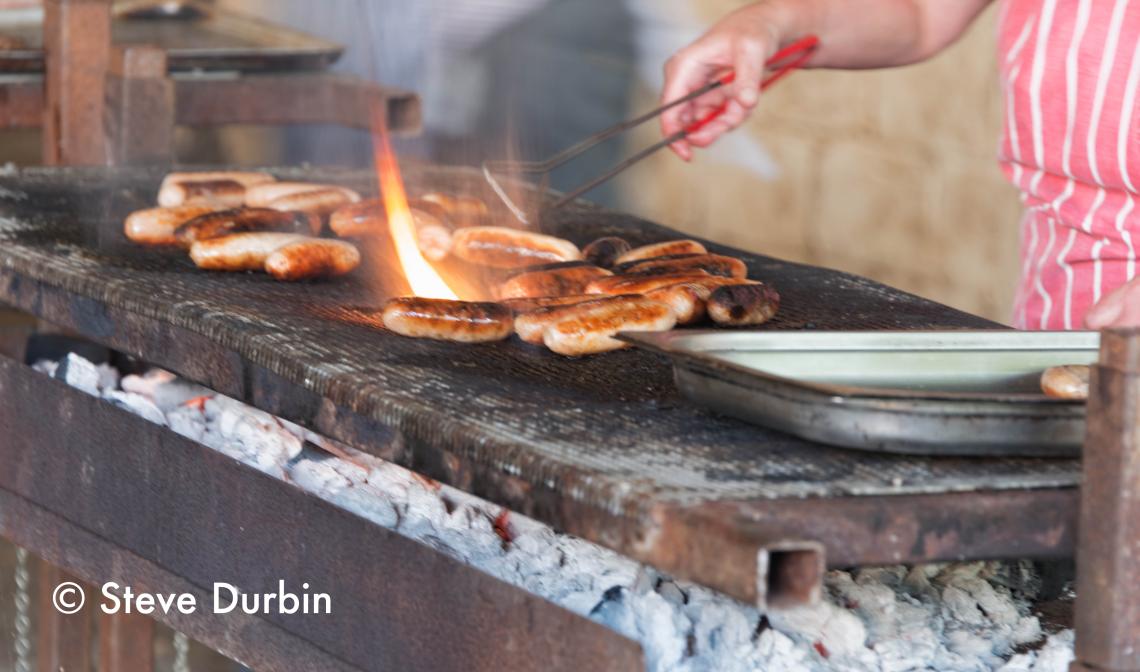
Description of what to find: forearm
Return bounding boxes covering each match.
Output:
[751,0,994,68]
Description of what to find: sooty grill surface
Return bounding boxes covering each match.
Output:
[0,166,1078,517]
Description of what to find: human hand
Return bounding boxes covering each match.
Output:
[660,3,783,161]
[1085,278,1140,328]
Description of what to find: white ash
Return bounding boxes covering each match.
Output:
[37,354,1076,672]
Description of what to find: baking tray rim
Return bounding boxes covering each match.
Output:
[619,329,1098,406]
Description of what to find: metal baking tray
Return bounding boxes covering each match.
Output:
[0,2,343,74]
[622,330,1100,457]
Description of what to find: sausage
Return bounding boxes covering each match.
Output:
[407,198,453,227]
[615,253,747,279]
[266,187,362,219]
[645,283,710,325]
[245,182,360,208]
[586,270,711,295]
[264,239,361,281]
[543,297,677,356]
[614,239,707,265]
[381,297,513,343]
[124,204,221,245]
[158,171,275,207]
[174,208,320,247]
[497,265,612,299]
[707,283,780,326]
[415,209,454,261]
[330,199,385,237]
[514,295,641,344]
[418,193,487,227]
[1041,365,1091,400]
[583,237,632,269]
[498,295,599,315]
[451,226,581,269]
[189,233,309,271]
[157,179,246,208]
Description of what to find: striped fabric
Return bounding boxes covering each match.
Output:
[999,0,1140,330]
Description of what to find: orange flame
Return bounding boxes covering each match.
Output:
[371,108,457,299]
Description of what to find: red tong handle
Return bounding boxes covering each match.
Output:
[683,34,819,136]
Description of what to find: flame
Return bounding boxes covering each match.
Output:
[371,108,457,299]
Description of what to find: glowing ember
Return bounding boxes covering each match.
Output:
[371,109,457,299]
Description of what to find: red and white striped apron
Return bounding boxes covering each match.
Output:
[1000,0,1140,330]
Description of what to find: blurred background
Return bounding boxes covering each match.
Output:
[0,0,1022,322]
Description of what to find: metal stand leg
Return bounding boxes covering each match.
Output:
[1071,328,1140,672]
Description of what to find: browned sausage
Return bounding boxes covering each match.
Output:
[543,297,677,356]
[189,233,309,271]
[418,193,487,227]
[124,204,221,245]
[415,209,454,261]
[645,283,710,325]
[586,270,711,295]
[583,237,633,269]
[1041,365,1091,400]
[498,295,600,314]
[329,199,385,237]
[514,295,641,344]
[497,265,613,299]
[266,187,362,219]
[615,253,747,278]
[245,182,360,208]
[264,239,361,281]
[707,283,780,326]
[614,239,707,265]
[174,208,320,247]
[451,226,581,269]
[158,171,274,207]
[381,297,513,342]
[158,179,245,208]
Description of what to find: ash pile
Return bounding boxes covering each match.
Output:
[38,351,1076,672]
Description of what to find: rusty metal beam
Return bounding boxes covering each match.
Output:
[172,73,421,133]
[0,353,644,672]
[1,73,421,134]
[1071,328,1140,672]
[42,0,112,165]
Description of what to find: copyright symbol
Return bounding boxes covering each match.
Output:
[52,582,85,614]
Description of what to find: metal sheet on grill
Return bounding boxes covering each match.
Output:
[0,166,1079,513]
[622,329,1097,456]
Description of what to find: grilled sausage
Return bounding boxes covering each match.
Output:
[543,297,676,356]
[614,239,707,265]
[381,297,513,342]
[497,265,612,299]
[583,237,632,269]
[157,179,246,208]
[498,295,600,315]
[330,199,385,237]
[124,204,221,245]
[245,182,360,208]
[415,209,454,261]
[174,208,320,247]
[707,283,780,326]
[189,233,309,272]
[452,226,581,269]
[158,171,275,207]
[418,193,487,227]
[265,187,362,219]
[615,253,747,279]
[645,283,710,325]
[264,239,361,281]
[586,270,711,295]
[514,295,642,344]
[1041,365,1091,400]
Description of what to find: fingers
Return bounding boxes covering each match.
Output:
[730,37,769,109]
[661,47,721,161]
[687,99,750,147]
[1085,280,1139,328]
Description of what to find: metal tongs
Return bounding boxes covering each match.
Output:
[483,35,820,224]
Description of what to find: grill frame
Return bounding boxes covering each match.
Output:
[0,165,1078,606]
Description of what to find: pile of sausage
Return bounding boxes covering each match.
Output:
[381,234,780,356]
[124,171,363,281]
